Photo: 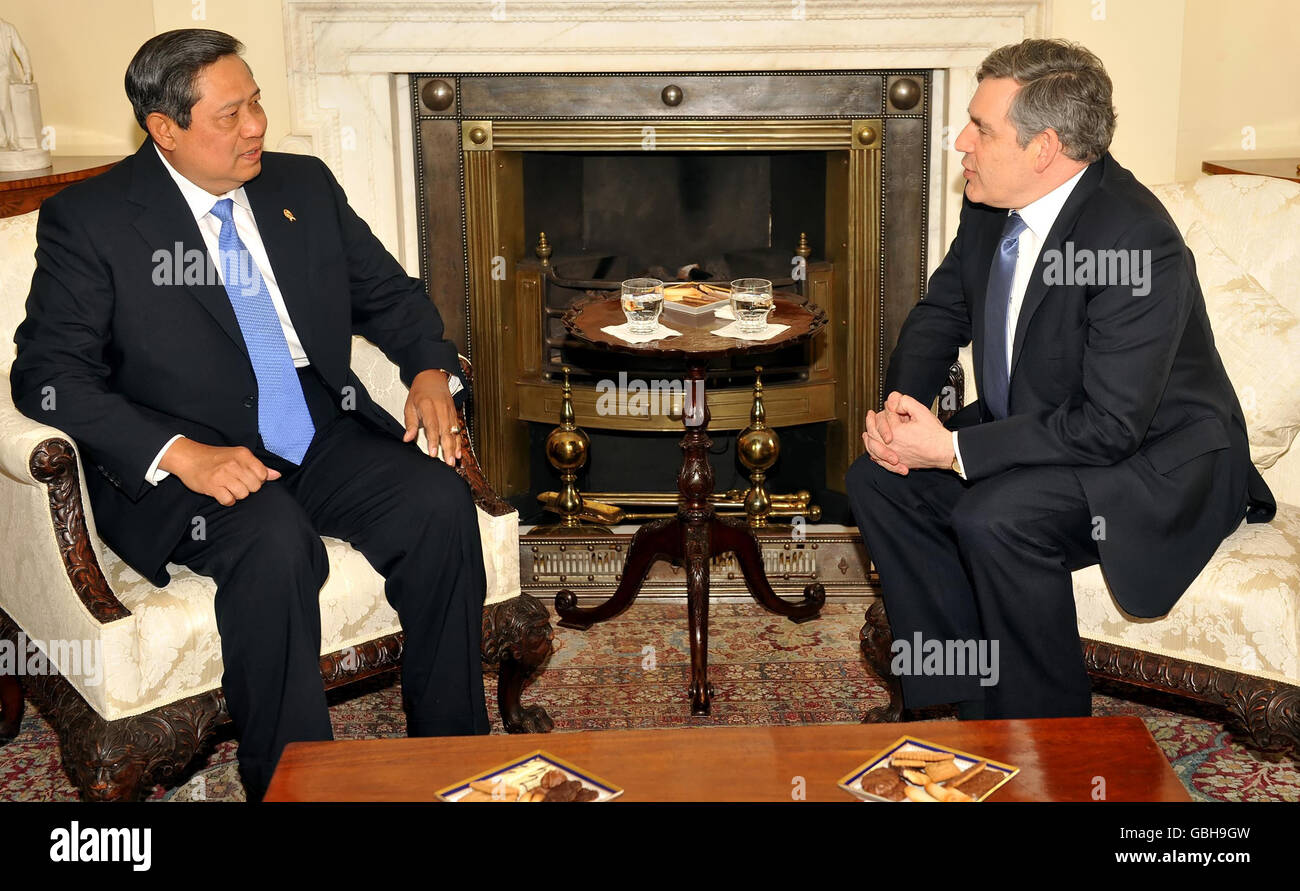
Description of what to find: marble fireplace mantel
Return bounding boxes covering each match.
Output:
[280,0,1047,273]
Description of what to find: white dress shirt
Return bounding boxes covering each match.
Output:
[146,145,460,483]
[951,165,1089,479]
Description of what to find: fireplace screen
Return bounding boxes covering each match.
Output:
[410,71,931,521]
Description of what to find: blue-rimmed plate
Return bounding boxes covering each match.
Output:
[838,736,1019,802]
[436,750,623,802]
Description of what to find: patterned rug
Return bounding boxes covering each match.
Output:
[1,601,1295,801]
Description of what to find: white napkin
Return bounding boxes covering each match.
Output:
[713,305,736,320]
[600,321,682,344]
[710,320,791,341]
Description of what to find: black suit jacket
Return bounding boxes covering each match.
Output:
[11,138,466,586]
[885,153,1275,618]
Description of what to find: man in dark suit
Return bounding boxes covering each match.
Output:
[10,29,490,800]
[846,39,1275,720]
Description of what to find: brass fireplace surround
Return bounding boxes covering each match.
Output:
[411,73,930,499]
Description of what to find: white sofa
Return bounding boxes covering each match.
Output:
[0,201,554,800]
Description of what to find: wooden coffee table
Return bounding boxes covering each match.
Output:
[264,716,1189,802]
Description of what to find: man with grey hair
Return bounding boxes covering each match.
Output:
[847,39,1274,720]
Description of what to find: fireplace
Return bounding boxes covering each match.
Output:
[409,71,932,521]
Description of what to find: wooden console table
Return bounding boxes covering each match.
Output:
[0,156,122,217]
[1201,157,1300,183]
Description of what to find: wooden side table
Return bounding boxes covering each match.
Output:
[1201,157,1300,184]
[0,156,122,217]
[555,295,829,715]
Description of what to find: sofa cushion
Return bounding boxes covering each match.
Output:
[1184,221,1300,468]
[1150,175,1300,316]
[1073,501,1300,686]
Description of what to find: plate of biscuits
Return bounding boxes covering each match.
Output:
[436,750,623,802]
[661,282,731,317]
[838,737,1018,802]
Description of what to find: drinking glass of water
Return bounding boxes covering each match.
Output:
[621,278,664,335]
[729,278,774,334]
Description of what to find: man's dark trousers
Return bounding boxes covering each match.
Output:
[169,366,490,801]
[846,453,1102,719]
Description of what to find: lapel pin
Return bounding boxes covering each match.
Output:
[283,208,297,222]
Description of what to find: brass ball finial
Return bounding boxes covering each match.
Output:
[420,79,454,112]
[889,77,921,110]
[795,233,812,259]
[535,231,552,267]
[737,366,779,527]
[544,367,590,526]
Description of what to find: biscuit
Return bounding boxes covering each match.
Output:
[904,784,939,802]
[891,758,930,768]
[947,760,987,789]
[893,746,954,763]
[859,767,905,799]
[901,768,930,785]
[927,760,961,782]
[954,768,1002,799]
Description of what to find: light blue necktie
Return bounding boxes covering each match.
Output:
[981,211,1029,420]
[210,198,315,464]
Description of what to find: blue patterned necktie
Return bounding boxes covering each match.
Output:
[981,210,1029,420]
[209,198,315,464]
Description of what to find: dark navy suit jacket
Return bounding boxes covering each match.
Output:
[11,138,464,585]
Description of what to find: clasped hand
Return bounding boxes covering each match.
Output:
[862,391,955,476]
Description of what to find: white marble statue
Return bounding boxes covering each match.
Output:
[0,19,50,171]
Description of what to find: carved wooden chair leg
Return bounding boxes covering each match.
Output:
[860,598,904,723]
[0,673,23,745]
[482,594,555,733]
[1222,688,1300,755]
[24,666,224,800]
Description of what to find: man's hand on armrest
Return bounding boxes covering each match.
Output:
[403,368,462,467]
[157,437,281,507]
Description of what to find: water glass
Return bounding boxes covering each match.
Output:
[729,278,774,334]
[621,278,664,335]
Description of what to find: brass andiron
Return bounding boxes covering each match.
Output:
[535,231,552,267]
[737,366,779,527]
[795,232,812,259]
[534,367,609,534]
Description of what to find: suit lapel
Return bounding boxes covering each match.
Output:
[128,140,250,361]
[1007,157,1106,382]
[968,207,1005,417]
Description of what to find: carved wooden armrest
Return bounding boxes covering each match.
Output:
[28,438,131,623]
[936,361,965,426]
[450,355,514,518]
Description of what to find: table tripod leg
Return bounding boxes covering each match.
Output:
[713,516,825,622]
[685,523,714,716]
[555,517,679,630]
